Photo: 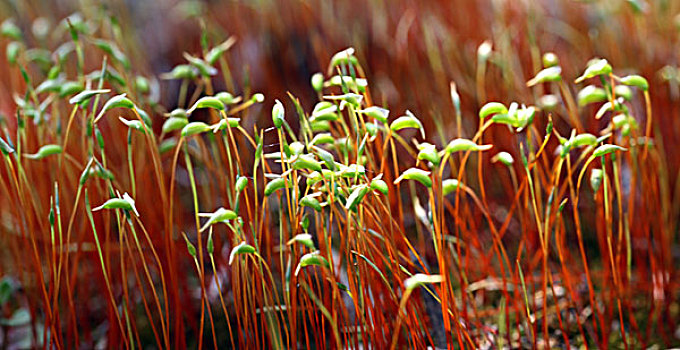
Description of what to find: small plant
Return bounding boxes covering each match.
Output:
[0,1,676,349]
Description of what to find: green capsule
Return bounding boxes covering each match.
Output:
[199,207,237,232]
[614,85,633,101]
[207,231,214,255]
[287,234,315,249]
[215,91,238,105]
[345,185,369,211]
[575,58,612,83]
[69,89,110,105]
[310,133,334,146]
[442,179,461,196]
[328,47,358,72]
[292,154,323,172]
[305,111,328,127]
[445,138,492,153]
[163,117,188,133]
[369,178,387,195]
[6,41,22,65]
[135,76,150,94]
[336,163,365,178]
[272,99,285,128]
[229,242,256,265]
[492,152,514,166]
[205,37,236,65]
[59,81,84,98]
[300,195,322,212]
[181,122,210,137]
[92,39,130,70]
[294,251,330,276]
[542,52,559,68]
[166,108,188,119]
[417,143,440,165]
[1,19,22,40]
[394,168,432,188]
[479,102,508,119]
[187,96,225,115]
[24,144,62,159]
[311,146,336,170]
[183,235,197,257]
[590,168,603,193]
[252,93,265,103]
[311,72,324,92]
[93,94,135,122]
[571,133,598,148]
[235,176,248,193]
[390,110,424,138]
[92,196,137,215]
[358,106,389,123]
[593,144,626,157]
[577,85,607,106]
[619,74,649,91]
[161,64,198,80]
[289,142,304,156]
[526,66,562,87]
[119,117,145,133]
[264,177,286,196]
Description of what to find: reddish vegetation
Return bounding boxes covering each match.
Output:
[0,0,678,348]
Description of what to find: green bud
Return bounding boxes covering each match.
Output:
[300,195,322,212]
[575,58,612,83]
[593,144,626,157]
[370,178,388,195]
[445,138,492,153]
[390,110,424,138]
[272,99,285,128]
[264,177,286,196]
[542,52,559,68]
[235,176,248,192]
[479,102,507,119]
[199,207,237,232]
[229,242,256,265]
[287,234,315,249]
[311,72,324,92]
[590,168,603,193]
[526,66,562,87]
[442,179,461,196]
[619,74,649,91]
[181,122,211,137]
[163,117,189,133]
[187,96,225,115]
[577,85,608,106]
[492,151,514,166]
[394,168,432,188]
[24,144,62,159]
[294,251,330,276]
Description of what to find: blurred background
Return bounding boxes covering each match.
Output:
[3,0,680,176]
